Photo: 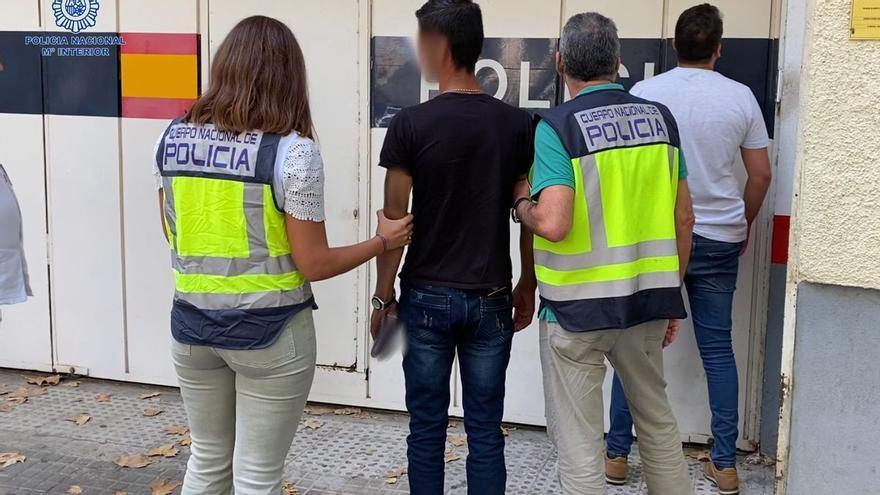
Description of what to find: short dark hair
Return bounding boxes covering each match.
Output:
[675,3,724,63]
[560,13,620,83]
[416,0,484,71]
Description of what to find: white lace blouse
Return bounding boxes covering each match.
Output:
[152,132,325,222]
[279,137,325,222]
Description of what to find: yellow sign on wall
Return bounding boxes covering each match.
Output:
[852,0,880,39]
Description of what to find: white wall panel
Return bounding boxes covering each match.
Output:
[117,0,198,386]
[1,0,40,29]
[0,0,50,372]
[46,115,125,378]
[119,117,177,386]
[481,0,562,38]
[666,0,773,38]
[374,0,562,38]
[118,0,198,34]
[0,115,53,371]
[565,0,664,38]
[208,0,364,368]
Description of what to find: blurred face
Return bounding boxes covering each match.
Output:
[417,30,448,83]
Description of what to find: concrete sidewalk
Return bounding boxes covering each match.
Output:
[0,369,774,494]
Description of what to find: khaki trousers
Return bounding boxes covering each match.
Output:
[540,319,693,495]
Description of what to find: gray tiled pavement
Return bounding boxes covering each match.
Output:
[0,369,774,494]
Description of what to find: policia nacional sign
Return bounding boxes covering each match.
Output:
[371,36,779,137]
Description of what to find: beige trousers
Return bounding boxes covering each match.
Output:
[540,319,693,495]
[171,309,317,495]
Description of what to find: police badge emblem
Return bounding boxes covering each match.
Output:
[52,0,100,34]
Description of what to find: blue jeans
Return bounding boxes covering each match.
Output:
[607,235,743,468]
[401,284,514,495]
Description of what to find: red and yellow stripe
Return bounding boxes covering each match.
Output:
[120,33,200,119]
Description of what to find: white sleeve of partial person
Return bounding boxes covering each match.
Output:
[630,80,646,98]
[742,91,771,149]
[282,138,326,222]
[152,133,164,190]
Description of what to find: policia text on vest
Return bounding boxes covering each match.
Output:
[162,125,262,174]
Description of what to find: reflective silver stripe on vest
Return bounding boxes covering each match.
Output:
[581,154,608,248]
[243,182,270,259]
[535,239,678,271]
[538,271,681,302]
[162,177,177,244]
[171,254,297,277]
[176,283,313,311]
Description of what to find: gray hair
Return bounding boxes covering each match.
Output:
[560,13,620,82]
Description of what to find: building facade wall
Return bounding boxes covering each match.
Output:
[780,0,880,491]
[794,0,880,290]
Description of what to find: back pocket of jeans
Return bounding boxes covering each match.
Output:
[477,294,514,345]
[170,339,192,357]
[224,328,297,369]
[402,289,451,342]
[407,288,451,310]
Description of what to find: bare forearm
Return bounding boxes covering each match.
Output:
[518,224,536,286]
[375,248,404,300]
[517,204,545,239]
[743,176,771,226]
[741,147,772,227]
[376,167,413,299]
[302,238,384,282]
[158,190,168,242]
[674,180,695,281]
[676,226,692,281]
[517,203,569,243]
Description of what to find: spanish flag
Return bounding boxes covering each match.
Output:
[120,33,200,119]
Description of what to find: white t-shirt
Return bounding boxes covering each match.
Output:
[152,131,325,222]
[632,67,770,243]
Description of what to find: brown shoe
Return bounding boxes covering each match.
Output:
[605,454,628,485]
[704,459,740,494]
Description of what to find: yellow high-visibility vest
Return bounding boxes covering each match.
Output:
[157,119,310,313]
[534,86,686,331]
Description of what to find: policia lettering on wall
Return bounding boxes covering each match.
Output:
[162,125,263,177]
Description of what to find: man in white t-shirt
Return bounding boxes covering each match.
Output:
[603,4,772,495]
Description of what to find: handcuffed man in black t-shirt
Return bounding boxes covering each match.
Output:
[369,1,536,494]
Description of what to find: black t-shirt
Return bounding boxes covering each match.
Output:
[379,93,534,289]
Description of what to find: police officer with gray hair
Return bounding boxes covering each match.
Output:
[513,11,695,495]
